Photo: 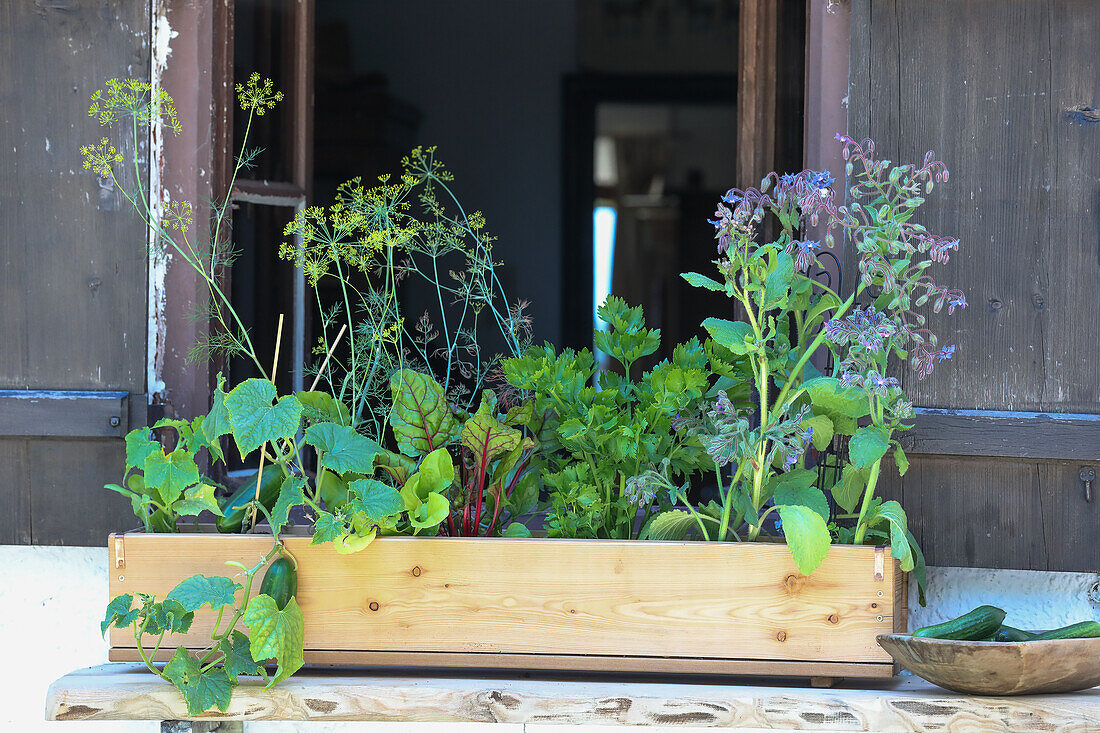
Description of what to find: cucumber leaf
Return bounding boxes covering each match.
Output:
[219,629,263,681]
[173,482,224,517]
[142,447,200,506]
[166,574,241,613]
[304,422,382,475]
[243,595,305,688]
[224,378,302,458]
[270,475,306,534]
[164,647,233,715]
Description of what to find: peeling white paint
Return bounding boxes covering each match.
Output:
[146,1,178,403]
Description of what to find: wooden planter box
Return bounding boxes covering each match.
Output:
[107,534,906,681]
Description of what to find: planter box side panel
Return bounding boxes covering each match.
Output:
[109,535,901,666]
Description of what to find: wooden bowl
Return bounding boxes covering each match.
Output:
[877,634,1100,695]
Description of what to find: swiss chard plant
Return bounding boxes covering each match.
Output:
[502,297,711,539]
[644,136,964,591]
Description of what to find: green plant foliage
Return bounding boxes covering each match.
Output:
[224,379,303,458]
[503,297,710,539]
[389,369,459,456]
[243,595,305,687]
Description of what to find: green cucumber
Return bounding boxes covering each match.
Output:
[216,468,284,533]
[259,556,297,610]
[1030,621,1100,641]
[913,605,1006,640]
[992,625,1037,642]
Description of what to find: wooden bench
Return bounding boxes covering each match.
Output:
[47,663,1100,731]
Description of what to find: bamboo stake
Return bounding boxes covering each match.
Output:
[308,323,347,392]
[250,313,284,529]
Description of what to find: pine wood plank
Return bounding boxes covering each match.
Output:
[107,649,896,680]
[108,535,901,666]
[46,663,1100,728]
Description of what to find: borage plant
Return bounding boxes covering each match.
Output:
[646,136,965,592]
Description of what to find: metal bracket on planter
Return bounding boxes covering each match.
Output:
[874,546,885,581]
[113,534,126,570]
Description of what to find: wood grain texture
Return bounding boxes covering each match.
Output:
[109,536,902,667]
[879,634,1100,696]
[0,1,149,546]
[903,410,1100,460]
[848,0,1100,572]
[47,663,1100,729]
[108,649,895,680]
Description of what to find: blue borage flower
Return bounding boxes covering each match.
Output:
[787,239,822,273]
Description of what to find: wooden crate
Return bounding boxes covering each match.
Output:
[107,534,906,679]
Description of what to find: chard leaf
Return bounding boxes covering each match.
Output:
[224,378,303,458]
[166,574,241,613]
[243,595,305,688]
[778,504,831,575]
[407,491,449,531]
[503,522,531,537]
[388,369,458,457]
[304,422,382,475]
[849,425,891,470]
[462,395,521,464]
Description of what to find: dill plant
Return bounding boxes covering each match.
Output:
[82,74,285,375]
[280,148,533,443]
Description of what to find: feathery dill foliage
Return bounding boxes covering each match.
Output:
[81,74,284,377]
[280,146,533,442]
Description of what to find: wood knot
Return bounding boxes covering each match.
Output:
[776,630,787,642]
[784,574,806,594]
[828,614,839,625]
[871,602,878,609]
[411,566,421,577]
[368,600,379,612]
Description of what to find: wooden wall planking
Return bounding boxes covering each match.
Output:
[850,1,1099,572]
[0,2,151,544]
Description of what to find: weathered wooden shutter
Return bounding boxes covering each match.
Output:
[848,0,1100,572]
[0,2,151,544]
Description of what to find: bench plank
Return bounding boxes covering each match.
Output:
[46,663,1100,729]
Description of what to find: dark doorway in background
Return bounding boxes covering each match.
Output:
[562,74,739,357]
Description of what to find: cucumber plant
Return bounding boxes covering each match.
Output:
[102,542,304,716]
